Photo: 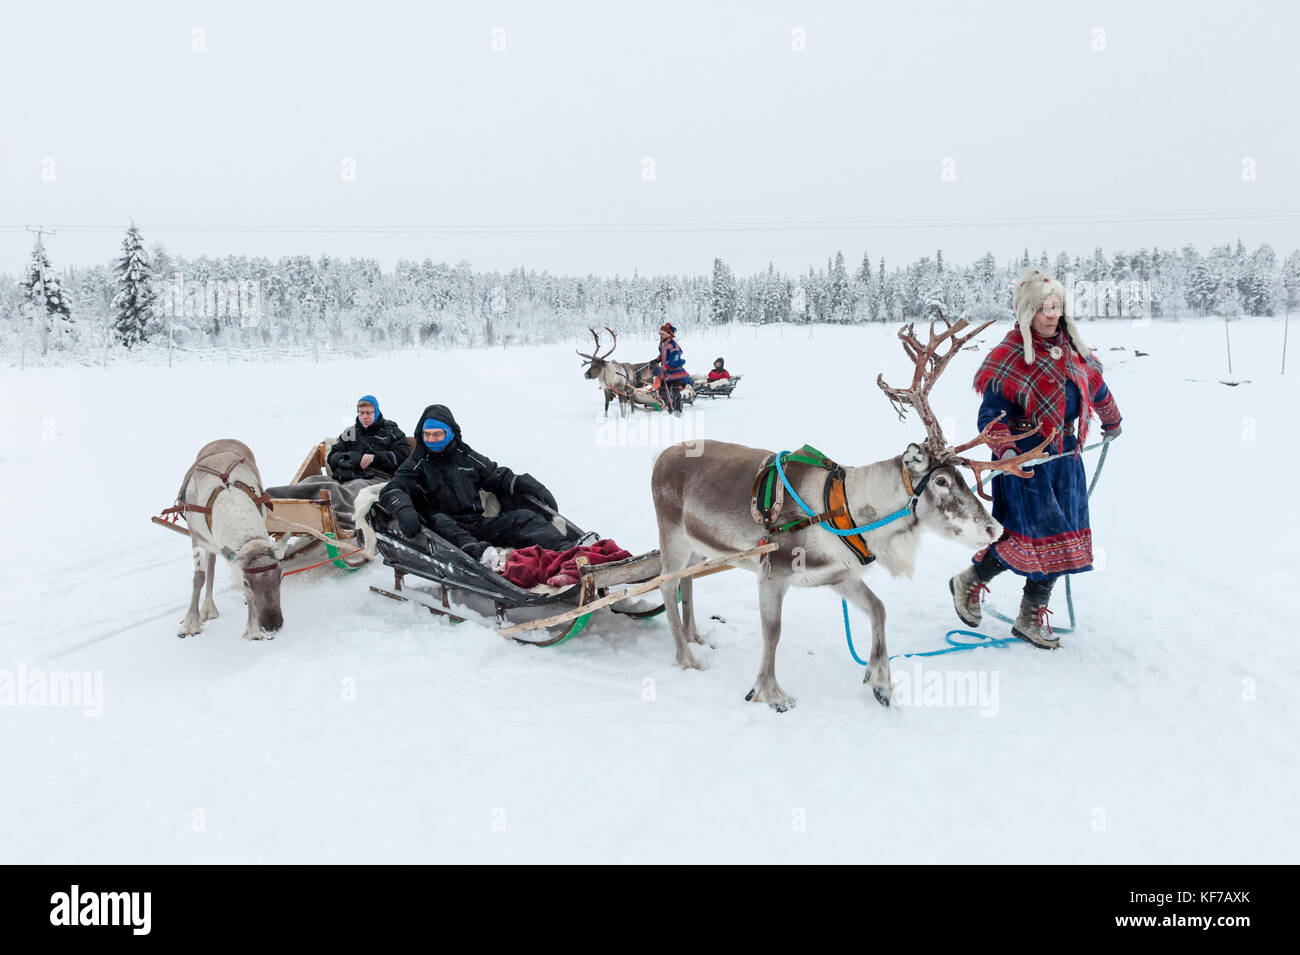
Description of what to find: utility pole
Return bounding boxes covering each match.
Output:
[25,225,57,362]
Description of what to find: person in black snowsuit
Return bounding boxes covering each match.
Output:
[378,403,582,559]
[327,394,411,482]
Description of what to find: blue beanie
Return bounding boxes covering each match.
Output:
[421,418,454,452]
[357,395,380,417]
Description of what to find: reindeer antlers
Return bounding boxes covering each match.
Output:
[877,309,1053,495]
[576,326,618,363]
[875,310,993,456]
[950,414,1054,500]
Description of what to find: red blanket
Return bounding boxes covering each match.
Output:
[503,539,633,588]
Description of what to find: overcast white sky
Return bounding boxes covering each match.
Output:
[2,0,1296,276]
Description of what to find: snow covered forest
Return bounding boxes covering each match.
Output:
[4,229,1299,365]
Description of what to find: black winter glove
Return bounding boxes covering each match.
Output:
[514,473,557,511]
[395,506,422,538]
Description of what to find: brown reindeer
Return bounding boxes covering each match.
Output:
[651,316,1050,711]
[577,327,655,417]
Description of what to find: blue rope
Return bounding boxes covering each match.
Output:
[979,437,1112,635]
[773,451,912,536]
[842,436,1115,661]
[843,599,871,665]
[842,609,1024,665]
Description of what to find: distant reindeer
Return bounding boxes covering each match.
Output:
[651,316,1050,711]
[577,326,655,416]
[170,439,290,640]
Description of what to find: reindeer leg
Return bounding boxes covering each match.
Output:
[658,538,704,670]
[241,579,262,640]
[178,548,206,637]
[746,577,795,711]
[201,552,220,620]
[679,573,704,645]
[603,388,611,418]
[834,577,892,707]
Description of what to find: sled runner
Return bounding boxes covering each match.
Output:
[367,505,777,645]
[625,379,698,410]
[151,437,372,572]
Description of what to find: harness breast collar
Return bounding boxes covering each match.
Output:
[751,446,935,566]
[161,455,274,531]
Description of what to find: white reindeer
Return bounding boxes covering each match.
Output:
[170,439,289,640]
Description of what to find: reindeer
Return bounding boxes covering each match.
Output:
[577,326,655,417]
[651,316,1050,711]
[169,439,290,640]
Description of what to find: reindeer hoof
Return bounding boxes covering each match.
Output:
[676,651,704,670]
[201,605,220,622]
[177,617,202,637]
[746,686,796,712]
[872,684,892,707]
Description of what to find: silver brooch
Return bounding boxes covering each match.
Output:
[1049,345,1063,360]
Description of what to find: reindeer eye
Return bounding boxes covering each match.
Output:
[935,477,949,488]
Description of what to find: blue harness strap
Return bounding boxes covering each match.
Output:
[772,450,915,537]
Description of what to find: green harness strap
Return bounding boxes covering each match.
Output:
[756,444,835,526]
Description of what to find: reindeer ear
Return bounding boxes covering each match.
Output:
[272,536,290,561]
[220,546,236,561]
[903,443,930,474]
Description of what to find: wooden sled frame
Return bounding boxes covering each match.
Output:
[370,536,778,647]
[691,373,742,398]
[150,438,369,569]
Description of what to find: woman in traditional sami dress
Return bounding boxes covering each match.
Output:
[949,268,1123,648]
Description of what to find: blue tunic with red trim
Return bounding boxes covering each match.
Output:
[970,328,1122,580]
[658,338,690,384]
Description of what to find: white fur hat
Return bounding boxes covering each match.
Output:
[1013,267,1089,364]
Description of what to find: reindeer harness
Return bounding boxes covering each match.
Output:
[160,456,278,573]
[750,445,933,566]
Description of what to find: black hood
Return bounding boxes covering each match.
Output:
[410,403,463,458]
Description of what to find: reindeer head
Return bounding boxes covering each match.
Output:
[877,311,1053,543]
[225,538,287,635]
[577,326,618,379]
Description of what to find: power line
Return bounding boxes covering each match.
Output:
[3,210,1300,236]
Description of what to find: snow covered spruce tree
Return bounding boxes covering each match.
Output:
[111,222,157,347]
[21,239,73,355]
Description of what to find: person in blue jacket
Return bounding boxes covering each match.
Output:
[378,403,586,559]
[652,323,690,415]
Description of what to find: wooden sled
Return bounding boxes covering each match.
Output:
[691,373,742,398]
[368,502,777,646]
[151,437,372,571]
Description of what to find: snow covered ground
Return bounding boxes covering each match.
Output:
[2,317,1296,863]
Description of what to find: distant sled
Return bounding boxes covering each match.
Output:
[690,372,742,398]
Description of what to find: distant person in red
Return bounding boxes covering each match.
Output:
[707,357,730,381]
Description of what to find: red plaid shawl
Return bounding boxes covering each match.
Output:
[973,328,1117,448]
